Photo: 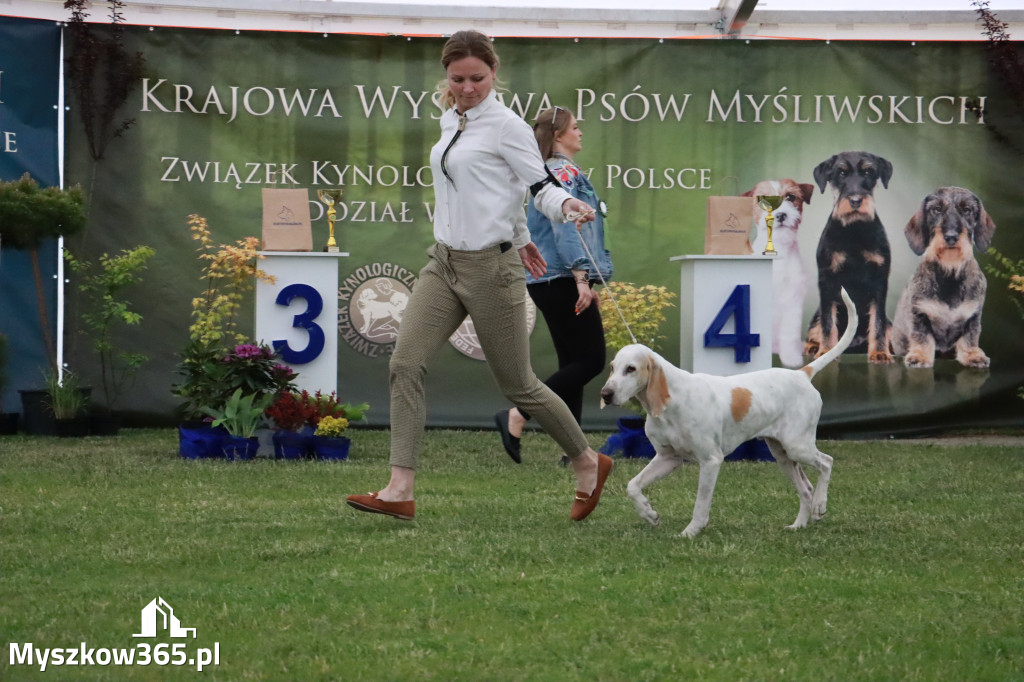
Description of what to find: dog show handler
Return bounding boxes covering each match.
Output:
[346,30,613,522]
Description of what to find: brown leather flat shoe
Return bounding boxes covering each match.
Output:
[346,491,415,520]
[570,453,614,522]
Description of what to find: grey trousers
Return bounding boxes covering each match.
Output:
[388,241,590,470]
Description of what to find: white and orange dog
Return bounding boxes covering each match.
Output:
[600,288,856,538]
[742,179,815,368]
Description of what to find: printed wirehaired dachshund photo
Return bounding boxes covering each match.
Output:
[891,187,996,368]
[804,151,894,364]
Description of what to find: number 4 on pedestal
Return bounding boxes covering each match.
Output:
[703,284,760,363]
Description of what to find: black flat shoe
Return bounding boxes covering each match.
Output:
[494,409,522,464]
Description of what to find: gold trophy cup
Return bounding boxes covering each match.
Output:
[755,195,782,256]
[317,188,343,253]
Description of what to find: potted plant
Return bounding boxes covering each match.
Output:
[309,391,363,427]
[201,388,273,461]
[0,334,17,435]
[180,213,275,351]
[597,281,676,458]
[64,245,155,434]
[175,342,296,420]
[266,390,318,460]
[44,369,91,437]
[312,415,352,461]
[266,390,366,460]
[0,174,86,372]
[171,214,287,456]
[174,341,296,459]
[311,399,369,461]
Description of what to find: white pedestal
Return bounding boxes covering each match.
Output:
[255,251,348,394]
[672,255,774,376]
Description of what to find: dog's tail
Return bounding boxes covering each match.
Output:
[802,287,857,379]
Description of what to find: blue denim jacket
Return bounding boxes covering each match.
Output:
[526,155,613,284]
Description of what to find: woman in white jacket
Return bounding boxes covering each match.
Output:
[346,30,613,523]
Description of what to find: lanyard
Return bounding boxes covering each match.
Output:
[440,112,468,191]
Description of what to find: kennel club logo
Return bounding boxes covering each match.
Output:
[338,262,417,357]
[449,297,538,361]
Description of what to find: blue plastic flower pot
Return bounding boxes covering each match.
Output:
[178,423,226,459]
[725,439,775,462]
[600,416,656,459]
[273,429,312,460]
[222,434,259,461]
[313,435,350,461]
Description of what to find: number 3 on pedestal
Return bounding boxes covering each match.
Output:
[703,284,760,363]
[273,283,326,365]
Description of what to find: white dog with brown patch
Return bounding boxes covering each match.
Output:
[742,178,815,368]
[600,288,856,538]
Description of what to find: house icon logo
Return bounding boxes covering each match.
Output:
[133,597,197,639]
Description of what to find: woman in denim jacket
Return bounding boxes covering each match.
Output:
[495,106,614,463]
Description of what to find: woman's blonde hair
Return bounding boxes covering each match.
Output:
[436,30,504,110]
[533,106,574,161]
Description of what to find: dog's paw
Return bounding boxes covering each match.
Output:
[904,351,934,369]
[634,503,659,527]
[811,500,828,522]
[957,348,990,369]
[680,522,703,538]
[868,350,894,364]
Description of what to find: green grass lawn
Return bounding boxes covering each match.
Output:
[1,428,1021,681]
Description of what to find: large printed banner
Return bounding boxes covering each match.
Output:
[0,17,61,412]
[56,25,1023,433]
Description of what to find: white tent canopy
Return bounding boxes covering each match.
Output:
[5,0,1024,39]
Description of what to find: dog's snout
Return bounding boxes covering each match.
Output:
[942,220,963,246]
[848,196,863,210]
[600,388,615,403]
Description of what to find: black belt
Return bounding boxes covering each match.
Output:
[499,241,512,253]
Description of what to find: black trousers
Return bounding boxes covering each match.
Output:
[522,277,607,424]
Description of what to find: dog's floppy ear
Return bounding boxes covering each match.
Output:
[904,205,929,256]
[799,183,814,205]
[813,156,835,193]
[975,200,997,251]
[740,189,754,198]
[873,154,894,189]
[644,353,671,419]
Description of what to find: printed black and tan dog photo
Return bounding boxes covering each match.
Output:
[804,151,895,364]
[891,186,996,369]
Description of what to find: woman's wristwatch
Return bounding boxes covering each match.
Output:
[573,270,589,284]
